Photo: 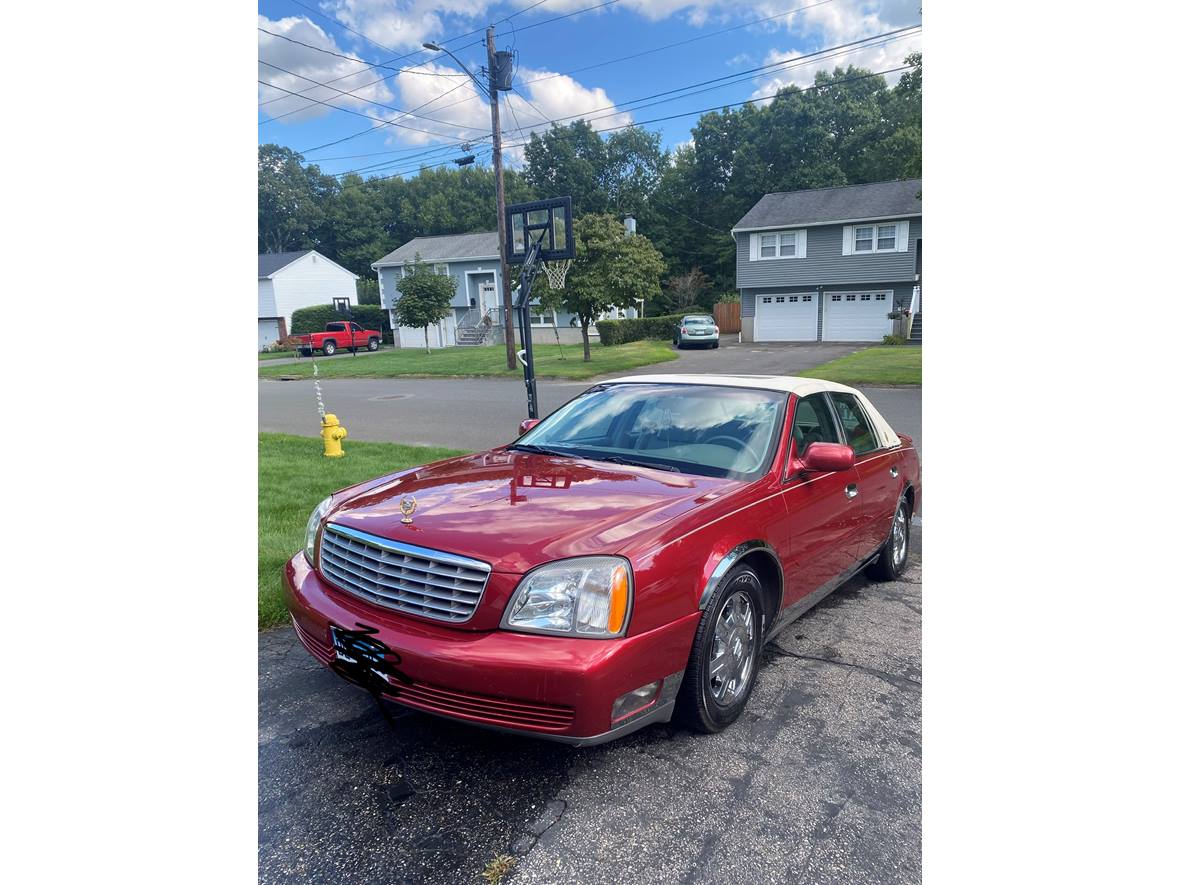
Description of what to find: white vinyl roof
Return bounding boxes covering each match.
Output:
[604,374,901,447]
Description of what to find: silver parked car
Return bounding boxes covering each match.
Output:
[673,315,720,349]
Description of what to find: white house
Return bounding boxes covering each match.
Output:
[258,250,359,350]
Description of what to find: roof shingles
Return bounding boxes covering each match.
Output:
[733,179,922,231]
[258,250,313,278]
[373,231,500,267]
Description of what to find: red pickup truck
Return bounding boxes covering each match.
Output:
[297,322,381,356]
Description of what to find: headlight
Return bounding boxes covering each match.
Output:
[502,556,632,638]
[304,497,332,566]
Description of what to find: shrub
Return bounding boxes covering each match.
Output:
[597,313,696,346]
[291,304,392,343]
[882,334,909,346]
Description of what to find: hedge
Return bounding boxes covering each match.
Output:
[290,304,393,343]
[596,312,701,346]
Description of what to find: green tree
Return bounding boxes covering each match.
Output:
[393,256,456,354]
[356,278,380,305]
[258,144,337,254]
[544,213,665,361]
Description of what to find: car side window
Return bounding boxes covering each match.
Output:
[829,393,878,455]
[790,395,841,458]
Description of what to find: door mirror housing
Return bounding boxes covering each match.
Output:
[797,442,855,473]
[518,418,540,436]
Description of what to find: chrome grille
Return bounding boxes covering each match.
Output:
[319,524,491,623]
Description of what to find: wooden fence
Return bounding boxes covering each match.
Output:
[712,301,741,333]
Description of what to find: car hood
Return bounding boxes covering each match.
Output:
[327,449,741,573]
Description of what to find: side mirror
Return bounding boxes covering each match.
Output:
[518,418,540,436]
[798,442,855,473]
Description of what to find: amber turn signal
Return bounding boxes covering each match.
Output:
[608,565,629,634]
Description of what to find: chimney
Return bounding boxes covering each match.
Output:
[623,214,636,237]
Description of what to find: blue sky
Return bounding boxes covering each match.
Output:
[258,1,921,179]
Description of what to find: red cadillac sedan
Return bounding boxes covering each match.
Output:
[285,375,920,745]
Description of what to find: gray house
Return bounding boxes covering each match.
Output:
[732,179,922,343]
[372,231,593,348]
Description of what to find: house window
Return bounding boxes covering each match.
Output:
[788,296,798,303]
[755,230,802,259]
[850,223,904,253]
[802,295,812,302]
[762,296,772,304]
[832,294,842,302]
[875,293,886,301]
[775,296,786,303]
[860,293,871,301]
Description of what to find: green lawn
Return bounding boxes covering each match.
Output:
[258,433,468,629]
[258,350,298,360]
[258,340,677,381]
[798,345,922,386]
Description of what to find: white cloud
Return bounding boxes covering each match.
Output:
[258,15,395,123]
[385,60,493,146]
[749,27,921,99]
[319,0,494,52]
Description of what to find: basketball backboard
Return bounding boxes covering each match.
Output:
[505,196,574,265]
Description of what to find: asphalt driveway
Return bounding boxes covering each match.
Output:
[259,339,920,453]
[259,531,921,885]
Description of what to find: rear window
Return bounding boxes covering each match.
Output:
[683,317,713,325]
[326,322,346,332]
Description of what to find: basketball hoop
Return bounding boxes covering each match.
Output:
[542,258,571,290]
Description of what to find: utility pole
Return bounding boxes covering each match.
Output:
[486,26,517,370]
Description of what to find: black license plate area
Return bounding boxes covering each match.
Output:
[329,625,410,687]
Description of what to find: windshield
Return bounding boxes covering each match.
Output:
[514,384,786,479]
[684,317,714,325]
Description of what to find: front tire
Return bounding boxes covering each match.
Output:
[367,337,380,351]
[675,566,763,733]
[711,341,719,349]
[322,340,337,356]
[868,497,911,580]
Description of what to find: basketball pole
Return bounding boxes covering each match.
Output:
[486,26,517,372]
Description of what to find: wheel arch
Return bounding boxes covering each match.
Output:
[699,540,783,632]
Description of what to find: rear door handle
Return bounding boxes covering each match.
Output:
[845,484,858,499]
[890,467,899,478]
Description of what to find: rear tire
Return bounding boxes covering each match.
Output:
[868,497,910,580]
[322,340,337,356]
[675,566,764,733]
[367,337,380,351]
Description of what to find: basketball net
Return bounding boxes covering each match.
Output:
[541,258,571,290]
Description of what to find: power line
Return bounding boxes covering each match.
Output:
[257,27,468,78]
[258,58,483,131]
[381,0,841,133]
[322,25,918,174]
[499,26,921,137]
[285,0,398,55]
[497,64,917,153]
[258,78,481,143]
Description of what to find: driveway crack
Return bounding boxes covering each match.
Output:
[770,649,921,692]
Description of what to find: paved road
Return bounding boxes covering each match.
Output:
[259,340,920,453]
[259,532,921,885]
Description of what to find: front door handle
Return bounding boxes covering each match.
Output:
[845,484,858,499]
[890,467,899,478]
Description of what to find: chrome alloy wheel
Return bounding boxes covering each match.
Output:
[892,502,908,568]
[708,590,756,707]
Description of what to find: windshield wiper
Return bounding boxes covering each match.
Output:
[595,455,681,473]
[508,443,572,457]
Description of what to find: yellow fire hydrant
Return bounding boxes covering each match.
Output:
[321,413,348,458]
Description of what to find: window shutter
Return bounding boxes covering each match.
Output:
[895,221,909,253]
[750,233,759,261]
[842,226,853,256]
[797,229,808,259]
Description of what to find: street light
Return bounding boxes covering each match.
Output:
[422,42,490,96]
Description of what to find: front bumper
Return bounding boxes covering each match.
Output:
[284,554,698,745]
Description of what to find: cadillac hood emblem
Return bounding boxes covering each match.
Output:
[399,496,418,524]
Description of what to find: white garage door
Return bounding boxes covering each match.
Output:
[258,319,281,351]
[822,291,893,341]
[753,292,818,342]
